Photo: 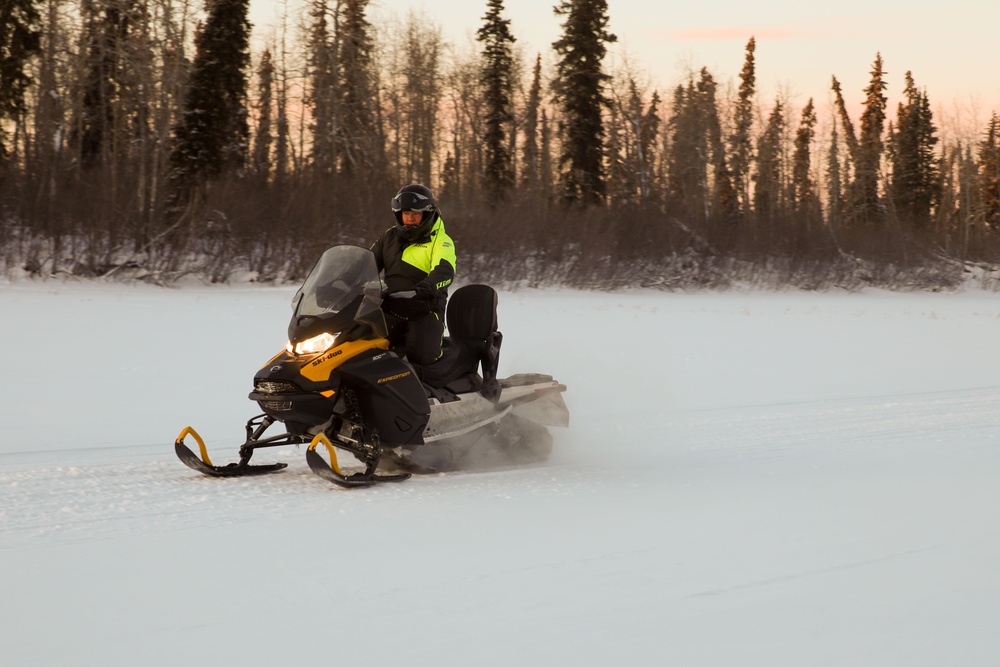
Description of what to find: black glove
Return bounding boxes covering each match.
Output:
[383,288,433,321]
[414,282,436,301]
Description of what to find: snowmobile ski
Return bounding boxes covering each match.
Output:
[305,434,410,487]
[174,426,288,477]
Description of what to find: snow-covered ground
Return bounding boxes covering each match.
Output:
[2,280,1000,666]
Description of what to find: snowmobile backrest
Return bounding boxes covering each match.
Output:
[446,284,498,340]
[447,284,502,402]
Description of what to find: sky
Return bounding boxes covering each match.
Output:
[4,280,1000,665]
[248,0,1000,135]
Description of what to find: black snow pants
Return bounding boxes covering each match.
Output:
[383,309,445,366]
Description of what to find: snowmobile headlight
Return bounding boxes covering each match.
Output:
[287,332,336,356]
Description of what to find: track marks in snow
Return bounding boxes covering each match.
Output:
[685,545,942,599]
[0,443,609,550]
[0,455,318,548]
[4,386,999,552]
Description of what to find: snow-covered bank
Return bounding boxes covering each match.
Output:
[2,282,1000,665]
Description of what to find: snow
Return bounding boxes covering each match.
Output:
[3,280,1000,665]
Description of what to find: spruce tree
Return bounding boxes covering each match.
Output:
[477,0,516,203]
[957,143,980,255]
[888,71,940,229]
[853,53,888,224]
[167,0,252,213]
[753,99,785,224]
[252,48,274,179]
[606,101,628,204]
[551,0,616,206]
[273,30,291,183]
[0,0,42,162]
[539,108,554,200]
[639,91,661,205]
[831,76,859,165]
[981,113,1000,229]
[520,54,543,194]
[666,69,732,223]
[338,0,383,177]
[791,98,820,224]
[728,36,755,218]
[934,144,959,233]
[305,0,336,173]
[699,69,736,222]
[439,150,458,202]
[387,13,441,185]
[827,119,843,229]
[607,76,649,206]
[611,82,661,207]
[666,81,705,221]
[27,0,62,213]
[73,0,157,173]
[77,0,120,167]
[830,76,859,227]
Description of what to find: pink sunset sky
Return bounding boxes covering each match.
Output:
[250,0,1000,132]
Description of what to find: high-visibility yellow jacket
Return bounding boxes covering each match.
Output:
[371,216,456,312]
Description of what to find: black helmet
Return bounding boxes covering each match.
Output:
[391,184,439,241]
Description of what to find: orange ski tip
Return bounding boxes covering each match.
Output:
[175,425,212,466]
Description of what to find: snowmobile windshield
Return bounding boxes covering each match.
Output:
[288,245,386,344]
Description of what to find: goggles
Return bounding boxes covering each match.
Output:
[392,192,435,213]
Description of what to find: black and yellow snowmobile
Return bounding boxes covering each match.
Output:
[174,245,568,488]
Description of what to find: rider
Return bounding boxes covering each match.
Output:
[371,184,456,365]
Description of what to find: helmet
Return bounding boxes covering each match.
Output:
[392,184,438,241]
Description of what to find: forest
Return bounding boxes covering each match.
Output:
[1,0,999,289]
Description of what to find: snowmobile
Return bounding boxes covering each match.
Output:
[174,244,569,488]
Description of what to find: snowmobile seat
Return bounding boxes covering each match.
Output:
[410,284,502,401]
[418,340,482,402]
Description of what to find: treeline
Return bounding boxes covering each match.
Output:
[1,0,999,289]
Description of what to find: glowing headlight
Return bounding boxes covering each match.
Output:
[286,332,336,356]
